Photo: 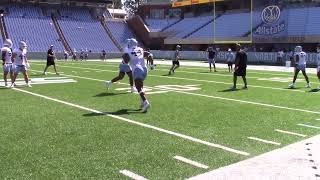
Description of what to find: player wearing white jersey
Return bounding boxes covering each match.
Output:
[1,39,14,87]
[289,46,311,89]
[317,45,320,90]
[11,41,31,87]
[105,42,136,93]
[123,38,152,112]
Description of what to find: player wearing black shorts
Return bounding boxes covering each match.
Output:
[169,45,181,75]
[231,44,247,90]
[43,45,59,75]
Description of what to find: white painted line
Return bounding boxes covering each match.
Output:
[119,170,148,180]
[11,87,250,156]
[176,91,320,115]
[30,64,306,93]
[297,124,320,129]
[174,156,209,169]
[274,129,307,137]
[316,119,320,121]
[30,70,320,115]
[247,137,281,145]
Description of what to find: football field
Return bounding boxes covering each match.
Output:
[1,59,319,179]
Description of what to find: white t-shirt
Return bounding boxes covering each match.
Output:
[13,48,27,66]
[294,52,307,66]
[125,46,146,71]
[1,47,12,64]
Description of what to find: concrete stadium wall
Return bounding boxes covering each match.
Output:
[151,50,319,66]
[28,52,123,60]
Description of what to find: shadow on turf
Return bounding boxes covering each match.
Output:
[83,108,143,116]
[218,88,241,92]
[93,92,127,97]
[309,88,320,93]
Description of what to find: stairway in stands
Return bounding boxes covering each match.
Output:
[0,14,9,40]
[51,15,73,54]
[100,18,123,52]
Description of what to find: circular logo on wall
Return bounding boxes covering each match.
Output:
[261,5,281,24]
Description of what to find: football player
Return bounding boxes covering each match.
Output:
[226,48,234,73]
[169,45,181,75]
[317,45,320,90]
[144,48,155,70]
[1,39,14,87]
[43,45,59,75]
[231,44,248,90]
[11,41,31,87]
[289,46,311,89]
[207,46,217,72]
[105,42,136,93]
[124,38,152,112]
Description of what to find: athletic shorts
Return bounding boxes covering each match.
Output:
[208,59,215,64]
[3,63,13,73]
[119,64,131,73]
[47,60,55,66]
[317,66,320,73]
[228,62,233,66]
[133,67,147,81]
[296,64,306,71]
[234,67,246,76]
[172,60,180,66]
[15,65,27,73]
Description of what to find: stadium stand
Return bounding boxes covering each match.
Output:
[106,20,137,46]
[4,5,64,52]
[145,18,180,32]
[58,19,119,52]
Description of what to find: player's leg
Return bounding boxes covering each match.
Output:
[228,63,230,72]
[301,70,310,88]
[173,61,180,72]
[133,68,150,112]
[53,64,59,75]
[213,61,217,72]
[43,64,49,75]
[106,71,125,89]
[22,67,31,87]
[289,67,300,88]
[208,60,212,72]
[232,73,237,90]
[3,71,8,86]
[242,75,248,89]
[169,64,175,75]
[126,71,137,93]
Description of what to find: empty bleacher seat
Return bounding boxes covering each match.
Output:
[58,19,119,52]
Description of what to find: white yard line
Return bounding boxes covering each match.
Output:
[174,156,209,169]
[119,170,148,180]
[247,137,281,145]
[30,64,307,93]
[297,123,320,129]
[29,70,320,115]
[316,119,320,121]
[11,87,250,156]
[176,91,320,115]
[274,129,307,137]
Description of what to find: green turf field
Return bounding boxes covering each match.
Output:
[0,60,319,179]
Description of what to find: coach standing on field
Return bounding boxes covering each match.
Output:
[43,45,59,75]
[231,44,248,90]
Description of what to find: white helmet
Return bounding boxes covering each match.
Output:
[176,45,181,50]
[3,39,13,48]
[126,38,138,49]
[294,46,302,52]
[228,48,232,52]
[19,41,27,49]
